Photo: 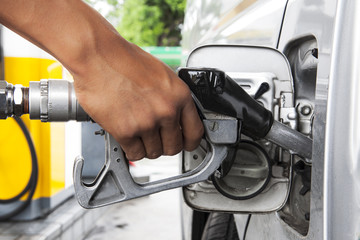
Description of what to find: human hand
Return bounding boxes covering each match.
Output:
[71,38,204,161]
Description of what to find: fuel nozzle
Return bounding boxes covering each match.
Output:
[178,68,312,160]
[178,68,273,139]
[0,79,89,122]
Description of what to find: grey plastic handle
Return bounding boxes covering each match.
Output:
[73,118,237,209]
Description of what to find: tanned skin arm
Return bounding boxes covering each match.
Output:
[0,0,203,160]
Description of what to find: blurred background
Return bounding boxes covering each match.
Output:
[87,0,185,70]
[87,0,186,46]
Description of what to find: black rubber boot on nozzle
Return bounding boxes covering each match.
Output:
[178,68,273,139]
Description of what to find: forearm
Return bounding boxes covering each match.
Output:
[0,0,123,75]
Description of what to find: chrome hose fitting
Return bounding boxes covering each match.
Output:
[29,79,89,122]
[0,79,89,122]
[0,80,28,119]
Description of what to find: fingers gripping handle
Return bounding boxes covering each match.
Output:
[73,121,234,209]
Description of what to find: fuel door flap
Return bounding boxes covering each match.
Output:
[182,45,295,213]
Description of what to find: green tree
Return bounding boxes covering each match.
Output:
[118,0,186,46]
[86,0,186,46]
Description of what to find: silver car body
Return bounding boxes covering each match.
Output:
[181,0,360,239]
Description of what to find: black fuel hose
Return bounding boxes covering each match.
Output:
[0,116,38,221]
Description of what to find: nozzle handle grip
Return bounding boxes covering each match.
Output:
[73,118,236,208]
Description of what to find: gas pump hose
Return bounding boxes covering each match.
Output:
[0,117,38,221]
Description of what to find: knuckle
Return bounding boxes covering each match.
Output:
[115,134,146,161]
[136,117,158,134]
[118,121,156,140]
[126,150,146,161]
[164,144,183,156]
[176,81,191,96]
[158,106,178,124]
[116,123,138,140]
[147,150,163,159]
[117,130,136,142]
